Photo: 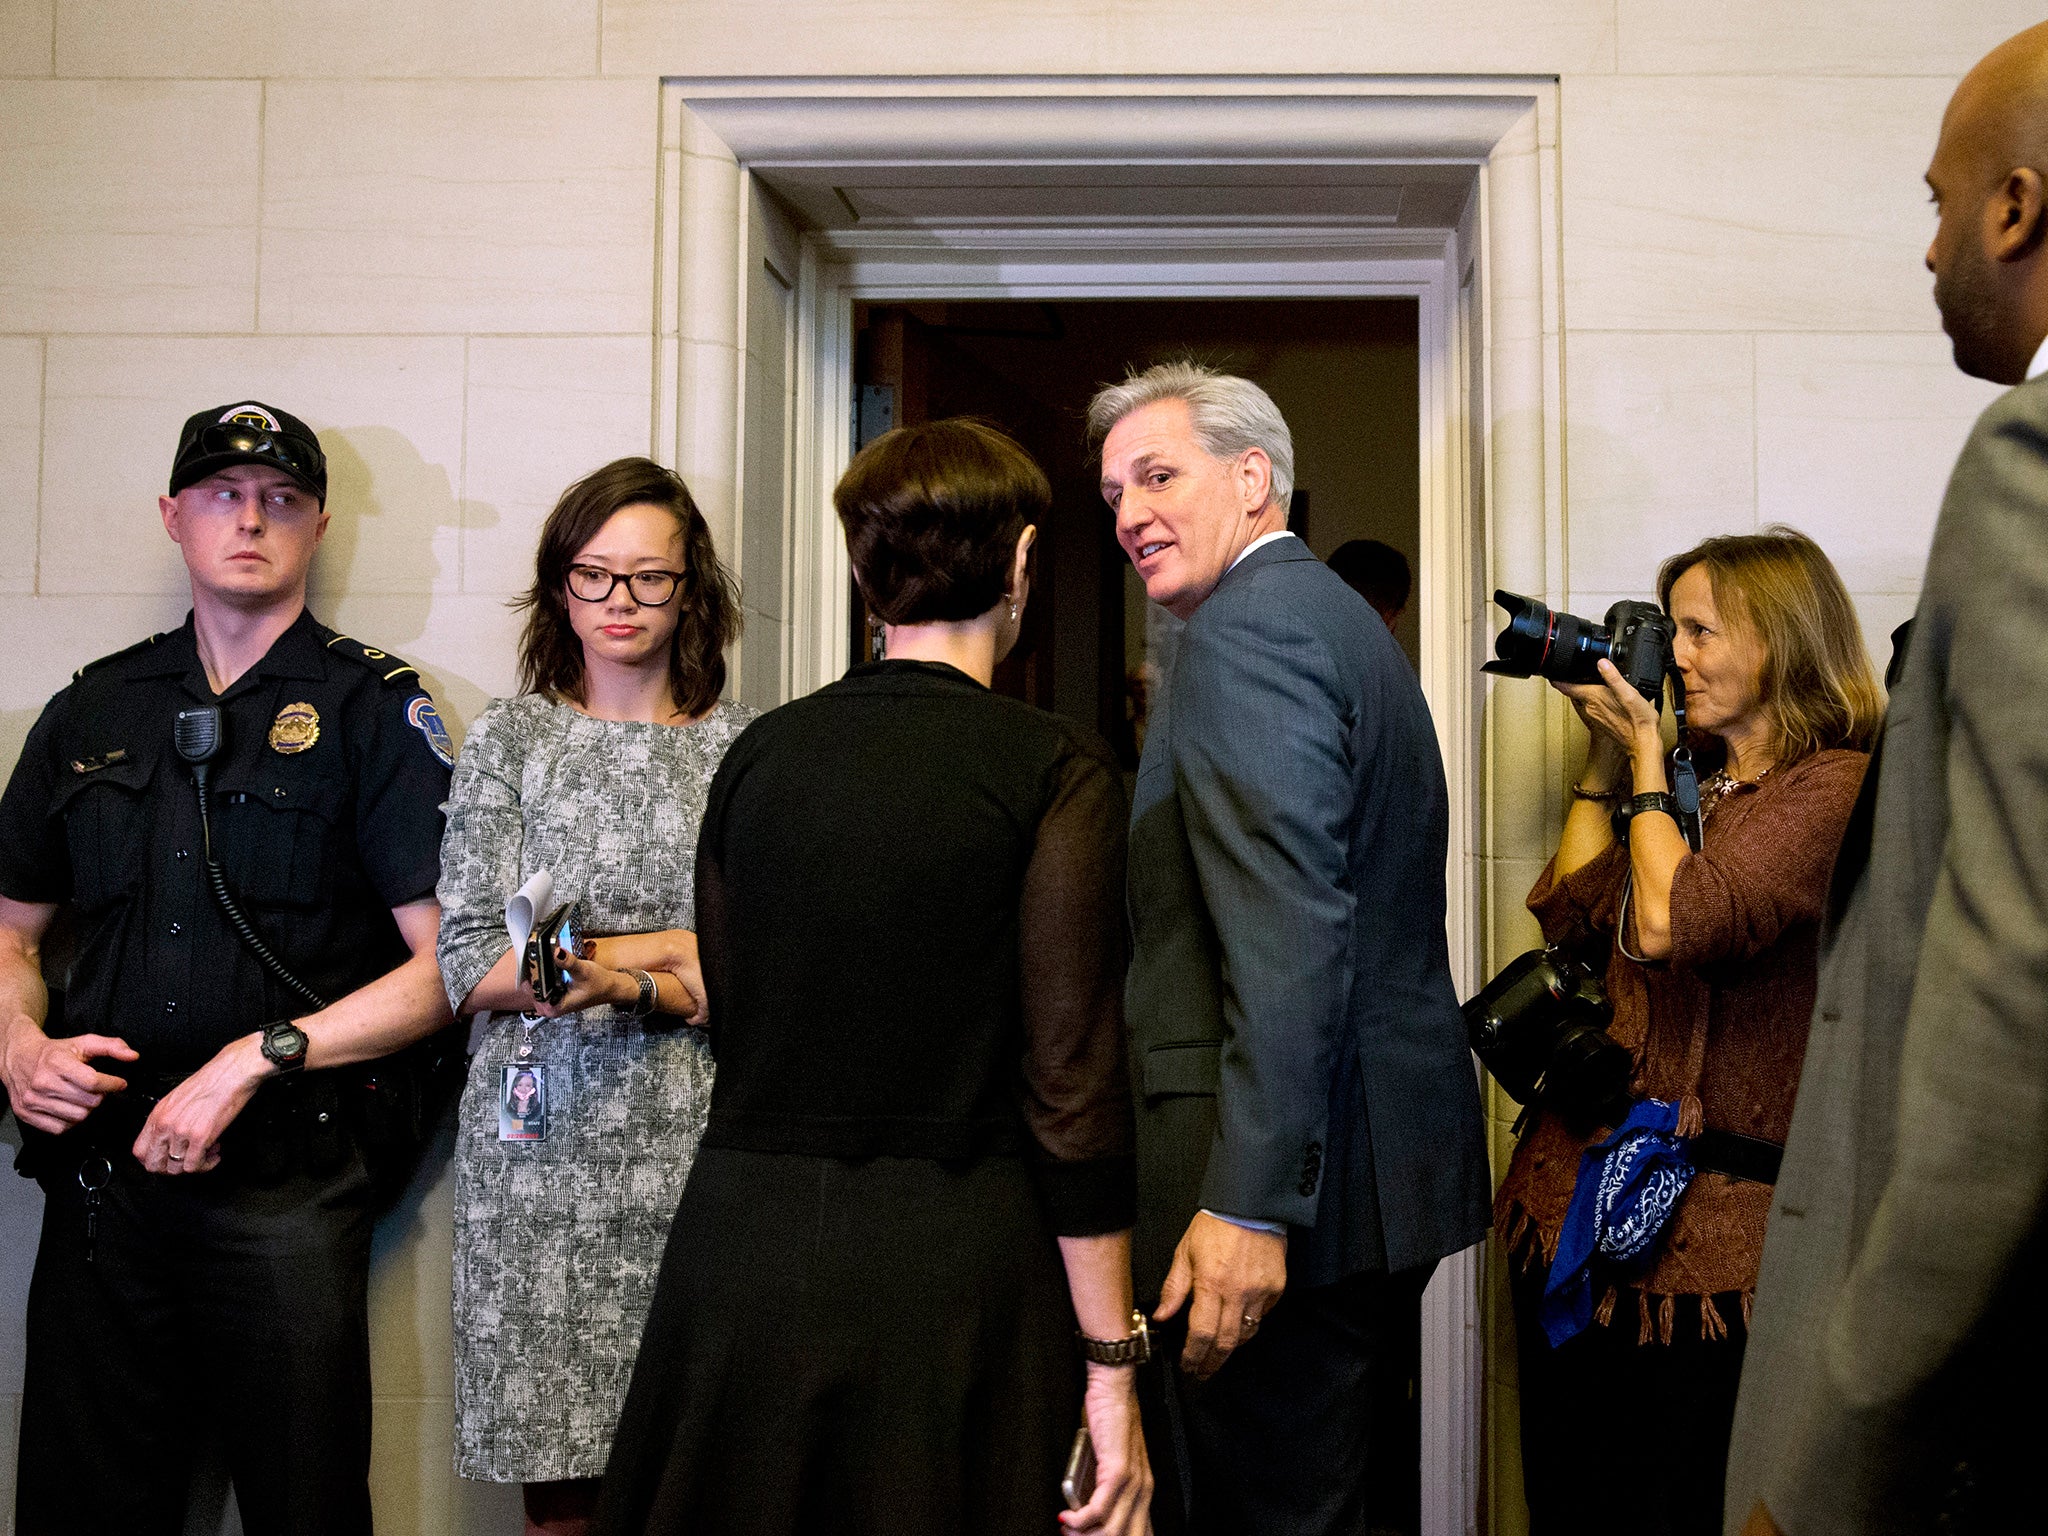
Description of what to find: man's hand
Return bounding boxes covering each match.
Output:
[133,1033,269,1175]
[1152,1210,1287,1379]
[0,1015,136,1134]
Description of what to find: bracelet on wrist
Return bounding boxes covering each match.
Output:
[1571,780,1623,802]
[1077,1309,1152,1366]
[624,968,659,1018]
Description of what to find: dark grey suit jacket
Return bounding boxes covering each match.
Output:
[1124,536,1491,1300]
[1725,379,2048,1532]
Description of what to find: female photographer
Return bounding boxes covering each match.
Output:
[1494,527,1882,1536]
[435,458,751,1535]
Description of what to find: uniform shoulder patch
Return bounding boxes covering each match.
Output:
[72,630,165,682]
[319,629,424,689]
[406,692,454,767]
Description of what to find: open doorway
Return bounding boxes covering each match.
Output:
[848,292,1427,1532]
[850,298,1421,770]
[670,75,1573,1534]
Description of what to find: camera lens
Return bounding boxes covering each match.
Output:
[1482,591,1612,685]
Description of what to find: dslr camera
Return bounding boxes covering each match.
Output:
[1483,591,1676,704]
[1463,946,1633,1130]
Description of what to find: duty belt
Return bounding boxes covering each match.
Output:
[21,1066,352,1185]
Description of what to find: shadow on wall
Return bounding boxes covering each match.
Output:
[306,424,505,751]
[308,425,453,645]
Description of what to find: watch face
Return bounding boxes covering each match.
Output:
[268,1024,306,1059]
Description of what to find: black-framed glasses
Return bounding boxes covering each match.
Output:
[566,565,686,606]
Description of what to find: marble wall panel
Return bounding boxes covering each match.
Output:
[260,81,658,336]
[462,337,656,598]
[39,337,465,601]
[1563,333,1756,596]
[1851,589,1923,679]
[52,0,599,79]
[1617,2,2040,76]
[1565,74,1955,334]
[0,340,41,595]
[1757,331,2000,593]
[0,81,258,334]
[365,1139,456,1405]
[0,0,51,75]
[602,0,1617,77]
[367,1391,522,1535]
[0,1387,15,1536]
[0,1140,33,1423]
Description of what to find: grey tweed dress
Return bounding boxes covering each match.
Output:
[435,693,755,1483]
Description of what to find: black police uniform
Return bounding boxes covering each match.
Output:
[0,608,452,1536]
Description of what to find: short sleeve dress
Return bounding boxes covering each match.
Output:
[435,693,755,1483]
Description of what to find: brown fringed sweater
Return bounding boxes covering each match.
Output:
[1493,748,1867,1344]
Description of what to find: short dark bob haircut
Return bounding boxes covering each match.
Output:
[835,418,1051,626]
[515,457,740,718]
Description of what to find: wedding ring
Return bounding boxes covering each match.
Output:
[1241,1311,1260,1332]
[167,1149,184,1161]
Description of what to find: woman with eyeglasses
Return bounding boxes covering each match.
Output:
[435,457,753,1536]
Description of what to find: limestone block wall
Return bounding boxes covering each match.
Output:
[0,3,2034,1532]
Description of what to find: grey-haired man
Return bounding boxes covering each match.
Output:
[1093,363,1489,1533]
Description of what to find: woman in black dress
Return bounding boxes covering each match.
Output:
[598,420,1152,1536]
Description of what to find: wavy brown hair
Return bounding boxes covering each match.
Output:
[1656,525,1882,765]
[515,457,739,717]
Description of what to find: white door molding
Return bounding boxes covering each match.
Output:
[659,75,1565,1536]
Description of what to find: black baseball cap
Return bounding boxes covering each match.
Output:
[168,401,328,503]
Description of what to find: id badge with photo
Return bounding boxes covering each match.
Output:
[499,1063,548,1142]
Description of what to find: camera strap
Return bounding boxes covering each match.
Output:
[1665,670,1705,852]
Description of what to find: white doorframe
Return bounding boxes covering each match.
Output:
[658,76,1567,1536]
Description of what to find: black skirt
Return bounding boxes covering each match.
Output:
[597,1147,1080,1536]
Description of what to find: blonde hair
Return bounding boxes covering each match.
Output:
[1656,525,1883,764]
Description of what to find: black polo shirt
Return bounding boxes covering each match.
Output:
[0,609,451,1072]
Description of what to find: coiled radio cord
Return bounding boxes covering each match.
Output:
[193,766,329,1013]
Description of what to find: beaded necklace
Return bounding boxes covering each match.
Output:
[1700,762,1772,817]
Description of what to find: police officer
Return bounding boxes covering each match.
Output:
[0,401,456,1535]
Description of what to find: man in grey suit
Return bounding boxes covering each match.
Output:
[1726,23,2048,1536]
[1091,363,1489,1534]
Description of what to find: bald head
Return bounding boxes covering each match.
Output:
[1946,23,2048,188]
[1928,22,2048,383]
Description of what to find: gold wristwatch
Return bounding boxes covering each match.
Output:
[1077,1310,1152,1366]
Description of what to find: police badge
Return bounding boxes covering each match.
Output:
[267,701,321,755]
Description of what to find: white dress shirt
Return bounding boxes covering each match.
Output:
[1226,528,1298,574]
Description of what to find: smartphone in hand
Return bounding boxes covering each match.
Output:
[1062,1426,1097,1512]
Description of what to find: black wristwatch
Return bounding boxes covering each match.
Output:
[258,1018,309,1074]
[1612,790,1678,843]
[1077,1310,1152,1366]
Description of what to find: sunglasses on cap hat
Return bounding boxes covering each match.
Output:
[169,402,328,502]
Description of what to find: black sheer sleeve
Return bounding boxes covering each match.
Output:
[1017,737,1137,1236]
[693,762,734,1051]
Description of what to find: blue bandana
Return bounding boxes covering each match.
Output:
[1539,1098,1695,1347]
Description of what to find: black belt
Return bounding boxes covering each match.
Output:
[1691,1129,1782,1184]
